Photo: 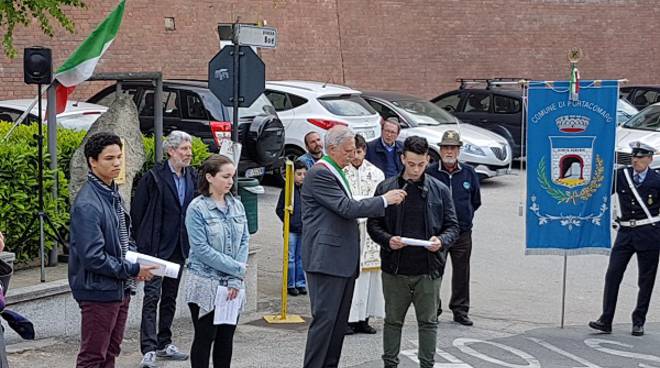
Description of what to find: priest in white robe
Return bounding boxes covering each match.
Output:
[344,134,386,334]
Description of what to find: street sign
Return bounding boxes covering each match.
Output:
[236,24,277,48]
[208,45,265,107]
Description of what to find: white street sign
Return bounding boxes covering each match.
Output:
[236,24,277,48]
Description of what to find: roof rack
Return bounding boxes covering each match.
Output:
[456,78,527,90]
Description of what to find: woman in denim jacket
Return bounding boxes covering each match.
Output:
[184,154,249,368]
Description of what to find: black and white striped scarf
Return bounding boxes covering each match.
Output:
[87,172,136,293]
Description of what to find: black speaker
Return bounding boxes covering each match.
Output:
[24,47,53,85]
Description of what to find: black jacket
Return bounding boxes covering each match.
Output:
[426,162,481,233]
[276,184,303,234]
[367,173,460,278]
[68,180,140,302]
[365,139,404,178]
[131,162,196,259]
[615,167,660,250]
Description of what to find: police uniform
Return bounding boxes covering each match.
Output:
[589,141,660,336]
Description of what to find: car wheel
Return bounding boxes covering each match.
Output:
[273,146,306,187]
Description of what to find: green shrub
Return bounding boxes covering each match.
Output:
[0,122,211,263]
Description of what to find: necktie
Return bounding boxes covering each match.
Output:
[634,173,642,186]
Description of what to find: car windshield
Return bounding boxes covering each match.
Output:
[317,95,376,116]
[617,98,638,125]
[391,99,458,125]
[623,105,660,131]
[226,94,275,119]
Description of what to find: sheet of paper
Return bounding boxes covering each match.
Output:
[400,237,433,247]
[125,251,181,279]
[213,286,245,325]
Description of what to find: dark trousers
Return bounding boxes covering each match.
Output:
[140,251,184,354]
[600,233,660,326]
[76,296,131,368]
[188,303,237,368]
[448,231,472,317]
[303,272,355,368]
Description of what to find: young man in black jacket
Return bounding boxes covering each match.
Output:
[276,160,307,296]
[368,136,459,368]
[426,130,481,326]
[132,131,196,367]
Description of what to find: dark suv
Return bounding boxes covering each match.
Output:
[88,80,285,179]
[620,85,660,110]
[431,79,523,158]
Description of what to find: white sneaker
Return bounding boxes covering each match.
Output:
[139,351,158,368]
[156,344,189,360]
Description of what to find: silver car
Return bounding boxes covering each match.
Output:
[616,102,660,170]
[362,91,511,179]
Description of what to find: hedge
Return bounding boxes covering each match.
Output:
[0,121,210,263]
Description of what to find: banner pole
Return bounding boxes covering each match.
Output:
[560,253,568,328]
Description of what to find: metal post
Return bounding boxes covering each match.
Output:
[46,85,58,266]
[37,84,46,282]
[155,77,163,163]
[231,25,241,195]
[560,254,568,328]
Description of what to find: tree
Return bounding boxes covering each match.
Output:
[0,0,86,59]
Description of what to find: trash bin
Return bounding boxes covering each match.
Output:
[237,178,264,234]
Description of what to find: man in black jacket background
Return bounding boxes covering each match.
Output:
[132,131,197,367]
[426,130,481,326]
[368,136,459,368]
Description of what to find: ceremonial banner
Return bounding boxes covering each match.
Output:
[526,80,618,255]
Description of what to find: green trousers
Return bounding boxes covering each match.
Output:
[382,272,441,368]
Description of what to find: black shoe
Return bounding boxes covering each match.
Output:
[344,325,355,335]
[287,287,299,296]
[297,287,307,295]
[354,321,377,334]
[453,315,474,326]
[588,320,612,333]
[632,325,644,336]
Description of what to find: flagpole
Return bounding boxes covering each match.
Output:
[560,253,568,328]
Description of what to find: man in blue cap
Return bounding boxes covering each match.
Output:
[589,141,660,336]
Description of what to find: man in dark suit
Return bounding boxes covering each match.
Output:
[302,126,407,368]
[132,131,197,367]
[366,119,404,178]
[589,141,660,337]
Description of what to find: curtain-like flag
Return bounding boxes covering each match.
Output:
[526,80,618,255]
[54,0,125,113]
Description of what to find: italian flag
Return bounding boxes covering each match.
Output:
[54,0,125,113]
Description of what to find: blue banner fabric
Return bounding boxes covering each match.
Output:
[526,80,618,255]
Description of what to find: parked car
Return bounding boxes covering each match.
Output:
[620,85,660,110]
[616,102,660,170]
[88,80,285,179]
[0,99,107,131]
[430,79,523,158]
[361,91,511,180]
[264,80,382,166]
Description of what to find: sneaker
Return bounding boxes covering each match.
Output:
[297,287,307,295]
[287,287,299,296]
[139,351,158,368]
[156,344,189,361]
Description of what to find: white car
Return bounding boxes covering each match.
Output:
[265,81,382,161]
[362,91,512,179]
[616,102,660,169]
[0,99,107,131]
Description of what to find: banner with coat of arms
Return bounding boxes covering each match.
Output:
[526,80,618,255]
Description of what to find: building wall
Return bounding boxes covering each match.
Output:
[1,0,658,101]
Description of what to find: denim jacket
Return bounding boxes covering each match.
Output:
[185,194,249,289]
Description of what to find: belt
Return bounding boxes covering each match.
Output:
[617,217,660,227]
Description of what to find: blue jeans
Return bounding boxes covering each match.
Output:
[288,232,306,288]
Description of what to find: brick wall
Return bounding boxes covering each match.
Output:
[1,0,658,101]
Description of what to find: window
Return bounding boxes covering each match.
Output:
[433,93,462,113]
[464,93,490,113]
[139,90,180,117]
[624,105,660,131]
[184,92,207,119]
[619,87,633,101]
[265,91,292,111]
[318,95,376,116]
[493,95,521,114]
[641,89,660,105]
[0,108,38,125]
